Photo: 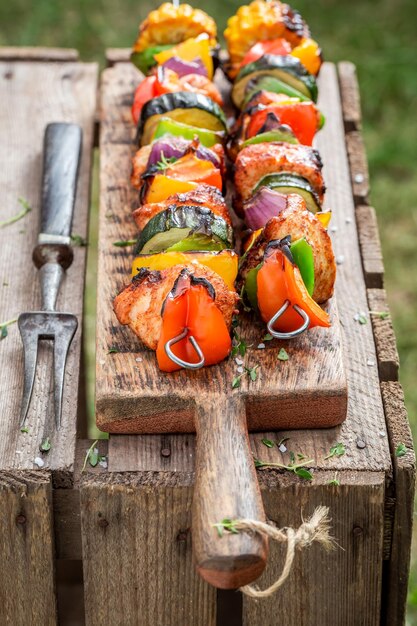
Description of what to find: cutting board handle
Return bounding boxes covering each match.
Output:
[192,394,268,589]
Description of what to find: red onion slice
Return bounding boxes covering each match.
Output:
[243,187,288,230]
[162,56,208,78]
[147,137,220,169]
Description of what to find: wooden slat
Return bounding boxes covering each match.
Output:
[0,47,79,62]
[345,131,370,205]
[356,205,384,288]
[243,471,386,626]
[380,382,416,626]
[338,61,362,131]
[367,289,399,382]
[106,48,131,66]
[0,61,98,486]
[80,472,216,626]
[0,470,57,624]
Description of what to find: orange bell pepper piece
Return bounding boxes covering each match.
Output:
[165,153,222,191]
[157,272,231,372]
[257,245,330,333]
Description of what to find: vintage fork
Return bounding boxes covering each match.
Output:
[18,122,82,429]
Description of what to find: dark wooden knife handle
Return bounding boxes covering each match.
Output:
[192,394,268,589]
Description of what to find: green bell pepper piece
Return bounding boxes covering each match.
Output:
[290,238,315,296]
[152,117,222,147]
[131,45,173,75]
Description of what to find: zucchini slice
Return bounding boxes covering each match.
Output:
[134,205,233,254]
[232,55,318,108]
[138,92,227,146]
[254,173,322,213]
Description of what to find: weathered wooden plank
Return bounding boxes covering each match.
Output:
[338,61,362,132]
[368,290,399,382]
[0,46,79,62]
[356,205,384,288]
[243,471,386,626]
[0,471,57,625]
[345,131,370,205]
[109,434,195,472]
[380,382,415,626]
[106,48,131,66]
[0,61,98,486]
[80,472,216,626]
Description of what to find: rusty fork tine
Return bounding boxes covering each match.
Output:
[18,316,40,427]
[53,318,78,429]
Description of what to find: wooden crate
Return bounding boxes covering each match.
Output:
[0,48,414,626]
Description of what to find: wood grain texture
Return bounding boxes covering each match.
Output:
[368,289,399,382]
[243,471,386,626]
[0,470,57,625]
[356,205,384,288]
[0,61,97,486]
[338,61,362,132]
[0,47,79,62]
[380,382,415,626]
[80,472,216,626]
[96,62,347,434]
[192,394,267,589]
[345,131,370,205]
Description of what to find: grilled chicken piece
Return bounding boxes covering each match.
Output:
[241,194,335,303]
[114,263,239,350]
[131,141,226,190]
[234,142,325,207]
[132,184,231,231]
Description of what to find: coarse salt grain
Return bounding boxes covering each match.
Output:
[34,457,45,468]
[257,343,265,349]
[135,356,143,362]
[354,173,364,183]
[346,217,352,224]
[367,359,375,366]
[330,226,338,233]
[336,255,345,265]
[235,357,244,366]
[279,444,287,453]
[236,366,244,374]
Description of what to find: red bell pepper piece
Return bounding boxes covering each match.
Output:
[257,245,330,333]
[246,102,319,146]
[131,76,158,125]
[157,273,231,372]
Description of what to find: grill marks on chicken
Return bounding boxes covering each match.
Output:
[234,142,325,204]
[114,264,239,350]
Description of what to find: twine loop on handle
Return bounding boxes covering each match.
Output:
[234,506,336,598]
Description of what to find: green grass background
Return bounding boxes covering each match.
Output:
[1,0,416,619]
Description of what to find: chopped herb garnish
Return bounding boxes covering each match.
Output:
[324,442,346,460]
[0,318,17,341]
[263,333,273,342]
[278,437,290,447]
[254,455,314,480]
[246,364,259,381]
[155,153,177,171]
[107,347,119,354]
[327,473,340,486]
[0,197,32,228]
[261,438,275,448]
[370,311,390,320]
[232,376,242,389]
[20,426,29,434]
[81,440,105,472]
[231,327,251,358]
[354,312,368,325]
[395,443,407,458]
[71,234,88,247]
[213,518,240,538]
[297,452,306,460]
[277,348,289,361]
[113,239,137,247]
[40,437,51,453]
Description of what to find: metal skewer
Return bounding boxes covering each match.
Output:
[165,327,205,369]
[266,300,310,340]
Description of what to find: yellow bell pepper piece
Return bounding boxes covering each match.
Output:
[154,35,213,79]
[291,38,322,76]
[316,211,332,229]
[132,250,238,290]
[145,175,198,203]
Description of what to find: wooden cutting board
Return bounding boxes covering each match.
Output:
[95,65,347,436]
[95,60,348,589]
